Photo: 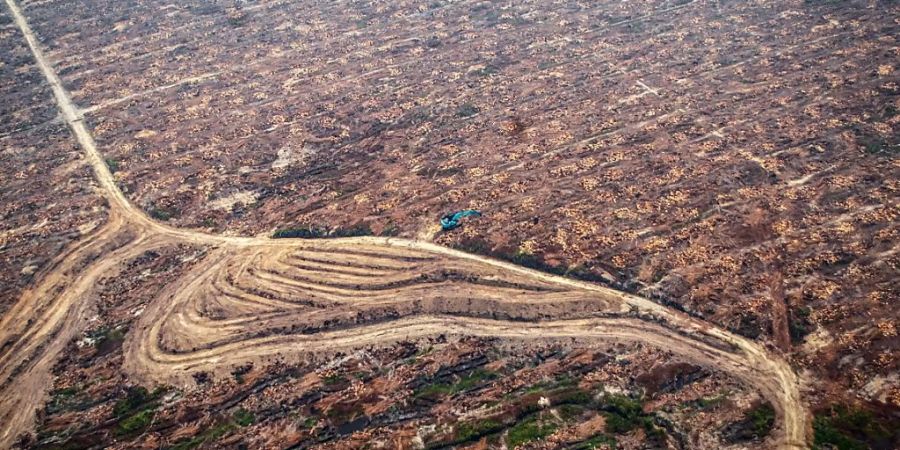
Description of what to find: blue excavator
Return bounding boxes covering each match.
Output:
[440,209,482,231]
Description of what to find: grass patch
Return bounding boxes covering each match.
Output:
[883,105,897,119]
[850,125,899,157]
[231,364,252,384]
[380,222,401,237]
[789,306,814,343]
[272,226,328,239]
[558,403,587,421]
[522,375,577,395]
[416,383,454,399]
[52,386,79,397]
[506,415,558,449]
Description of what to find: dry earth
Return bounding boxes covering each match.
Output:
[0,0,815,448]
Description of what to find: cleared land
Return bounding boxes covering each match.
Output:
[0,0,897,448]
[0,0,807,448]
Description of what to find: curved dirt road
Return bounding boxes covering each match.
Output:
[0,0,808,447]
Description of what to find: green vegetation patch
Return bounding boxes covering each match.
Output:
[746,403,776,437]
[789,306,814,343]
[573,433,618,449]
[601,394,653,434]
[506,415,558,449]
[415,368,497,400]
[117,409,155,436]
[522,374,578,394]
[149,206,179,221]
[862,138,899,157]
[105,158,120,173]
[272,223,375,239]
[112,385,170,436]
[689,392,727,410]
[113,386,166,418]
[813,404,898,450]
[323,373,349,386]
[454,418,504,443]
[233,408,255,427]
[596,393,665,442]
[46,385,93,414]
[723,401,777,442]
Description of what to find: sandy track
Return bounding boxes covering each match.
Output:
[0,0,807,448]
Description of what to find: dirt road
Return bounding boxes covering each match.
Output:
[0,0,808,447]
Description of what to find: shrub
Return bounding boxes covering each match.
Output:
[323,374,348,385]
[456,104,480,118]
[724,401,777,442]
[105,158,119,173]
[46,385,91,414]
[149,206,178,221]
[747,403,776,437]
[233,408,255,427]
[113,387,151,418]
